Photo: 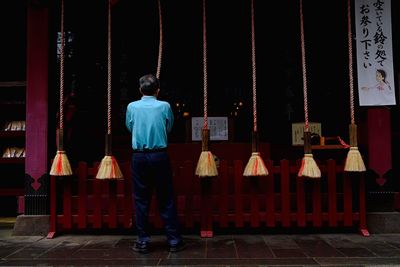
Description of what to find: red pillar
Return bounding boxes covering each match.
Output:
[25,2,49,214]
[367,108,391,186]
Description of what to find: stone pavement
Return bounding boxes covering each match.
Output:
[1,226,400,266]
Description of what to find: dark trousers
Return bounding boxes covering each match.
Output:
[131,151,181,245]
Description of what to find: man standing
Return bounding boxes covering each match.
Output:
[125,74,185,253]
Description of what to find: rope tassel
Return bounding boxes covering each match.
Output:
[50,129,72,176]
[243,0,268,177]
[196,0,217,178]
[244,132,268,176]
[96,134,123,179]
[196,129,218,177]
[298,131,321,178]
[50,0,72,177]
[344,124,366,172]
[297,0,320,178]
[96,0,123,179]
[344,0,366,173]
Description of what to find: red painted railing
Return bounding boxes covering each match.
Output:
[47,159,368,238]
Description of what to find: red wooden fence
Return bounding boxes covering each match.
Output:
[47,159,369,238]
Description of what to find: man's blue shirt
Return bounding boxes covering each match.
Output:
[125,96,174,150]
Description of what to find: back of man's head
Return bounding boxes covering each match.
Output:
[139,74,159,95]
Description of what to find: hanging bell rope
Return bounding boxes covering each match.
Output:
[243,0,268,177]
[297,0,321,178]
[344,0,366,172]
[96,0,123,179]
[50,0,73,176]
[156,0,163,79]
[195,0,218,177]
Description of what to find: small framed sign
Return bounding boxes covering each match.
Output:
[192,117,228,141]
[292,122,321,145]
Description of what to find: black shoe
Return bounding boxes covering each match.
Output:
[132,241,149,254]
[169,241,186,253]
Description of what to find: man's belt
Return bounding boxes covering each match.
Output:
[133,148,167,153]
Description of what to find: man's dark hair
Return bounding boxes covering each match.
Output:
[139,74,159,95]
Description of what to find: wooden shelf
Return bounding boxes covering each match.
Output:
[0,131,25,138]
[311,145,347,150]
[293,145,347,150]
[0,158,25,164]
[0,81,26,88]
[0,103,26,114]
[0,188,24,196]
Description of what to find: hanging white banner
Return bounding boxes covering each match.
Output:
[355,0,396,106]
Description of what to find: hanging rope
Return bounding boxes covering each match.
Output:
[251,0,257,133]
[344,0,366,172]
[195,0,217,177]
[50,0,72,176]
[243,0,268,177]
[297,0,320,178]
[299,0,309,132]
[156,0,163,79]
[202,0,208,129]
[347,0,355,125]
[107,0,112,135]
[96,0,123,179]
[59,0,65,131]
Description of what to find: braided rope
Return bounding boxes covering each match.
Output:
[347,0,355,125]
[251,0,257,132]
[299,0,309,131]
[202,0,208,129]
[156,0,163,79]
[59,0,65,130]
[107,0,112,134]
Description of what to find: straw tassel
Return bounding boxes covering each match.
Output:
[96,1,123,180]
[243,131,268,176]
[298,131,321,178]
[50,129,73,176]
[50,1,72,177]
[344,124,366,172]
[344,1,366,173]
[196,129,218,177]
[96,134,123,179]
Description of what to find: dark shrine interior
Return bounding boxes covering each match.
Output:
[1,0,400,166]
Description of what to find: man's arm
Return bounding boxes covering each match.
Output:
[125,104,133,133]
[166,103,174,133]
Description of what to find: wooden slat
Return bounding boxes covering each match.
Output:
[266,160,275,227]
[200,177,213,237]
[122,162,133,229]
[358,173,369,235]
[63,178,72,229]
[250,177,260,227]
[108,180,118,229]
[77,162,87,229]
[47,175,57,238]
[296,176,306,227]
[327,159,338,227]
[219,160,229,228]
[312,179,322,227]
[93,178,102,229]
[281,160,290,227]
[343,173,353,226]
[234,160,244,228]
[183,161,194,228]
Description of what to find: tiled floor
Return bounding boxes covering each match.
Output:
[1,227,400,266]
